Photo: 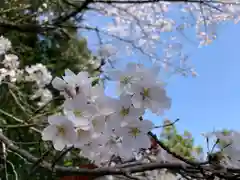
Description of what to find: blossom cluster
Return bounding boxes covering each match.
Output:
[42,63,171,166]
[76,1,240,77]
[206,130,240,168]
[32,1,240,78]
[25,63,53,106]
[0,36,53,107]
[0,36,23,83]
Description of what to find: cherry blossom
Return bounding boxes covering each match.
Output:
[63,70,92,96]
[115,119,154,150]
[52,76,77,98]
[94,94,118,116]
[3,54,19,70]
[91,115,107,135]
[108,94,144,124]
[0,52,23,83]
[84,1,240,76]
[88,84,106,102]
[216,131,240,166]
[25,63,52,87]
[131,79,171,114]
[74,128,93,148]
[42,115,77,151]
[40,60,173,164]
[52,69,92,98]
[30,88,53,107]
[2,0,240,176]
[4,35,240,179]
[63,94,97,128]
[0,36,11,54]
[107,62,141,93]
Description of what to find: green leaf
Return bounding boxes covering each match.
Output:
[64,160,73,166]
[92,78,100,86]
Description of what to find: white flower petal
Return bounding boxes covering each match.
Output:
[42,125,57,141]
[48,115,67,125]
[64,69,75,77]
[53,138,66,151]
[52,77,66,90]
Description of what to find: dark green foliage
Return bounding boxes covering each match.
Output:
[0,1,99,179]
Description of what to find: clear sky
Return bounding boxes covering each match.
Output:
[81,11,240,149]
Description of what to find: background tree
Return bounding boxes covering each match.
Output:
[0,1,101,180]
[160,119,204,161]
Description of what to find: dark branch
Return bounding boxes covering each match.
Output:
[0,132,197,176]
[91,0,238,4]
[154,118,180,128]
[0,20,55,33]
[1,128,240,179]
[148,131,209,167]
[51,146,74,170]
[0,123,45,129]
[53,0,94,25]
[27,150,52,177]
[0,0,235,35]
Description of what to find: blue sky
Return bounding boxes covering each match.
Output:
[81,10,240,149]
[147,22,240,148]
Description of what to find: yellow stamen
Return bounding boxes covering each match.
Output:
[120,107,130,117]
[74,110,82,117]
[129,127,141,137]
[56,125,65,136]
[120,76,131,85]
[142,88,150,97]
[92,119,97,127]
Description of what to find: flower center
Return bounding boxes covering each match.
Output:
[92,119,97,127]
[142,88,150,97]
[129,127,141,137]
[74,110,82,117]
[56,125,65,136]
[120,76,131,85]
[120,107,130,117]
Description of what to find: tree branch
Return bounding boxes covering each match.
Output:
[0,0,235,35]
[53,0,94,25]
[1,129,240,179]
[0,129,8,180]
[0,132,197,177]
[148,131,209,167]
[0,123,45,129]
[0,20,55,33]
[0,109,41,134]
[154,118,180,129]
[91,0,239,4]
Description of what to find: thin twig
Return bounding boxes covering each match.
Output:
[0,129,8,180]
[51,146,74,170]
[0,109,41,133]
[53,0,94,25]
[27,149,52,179]
[9,89,31,116]
[5,160,18,180]
[91,0,240,4]
[154,118,180,129]
[0,123,45,129]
